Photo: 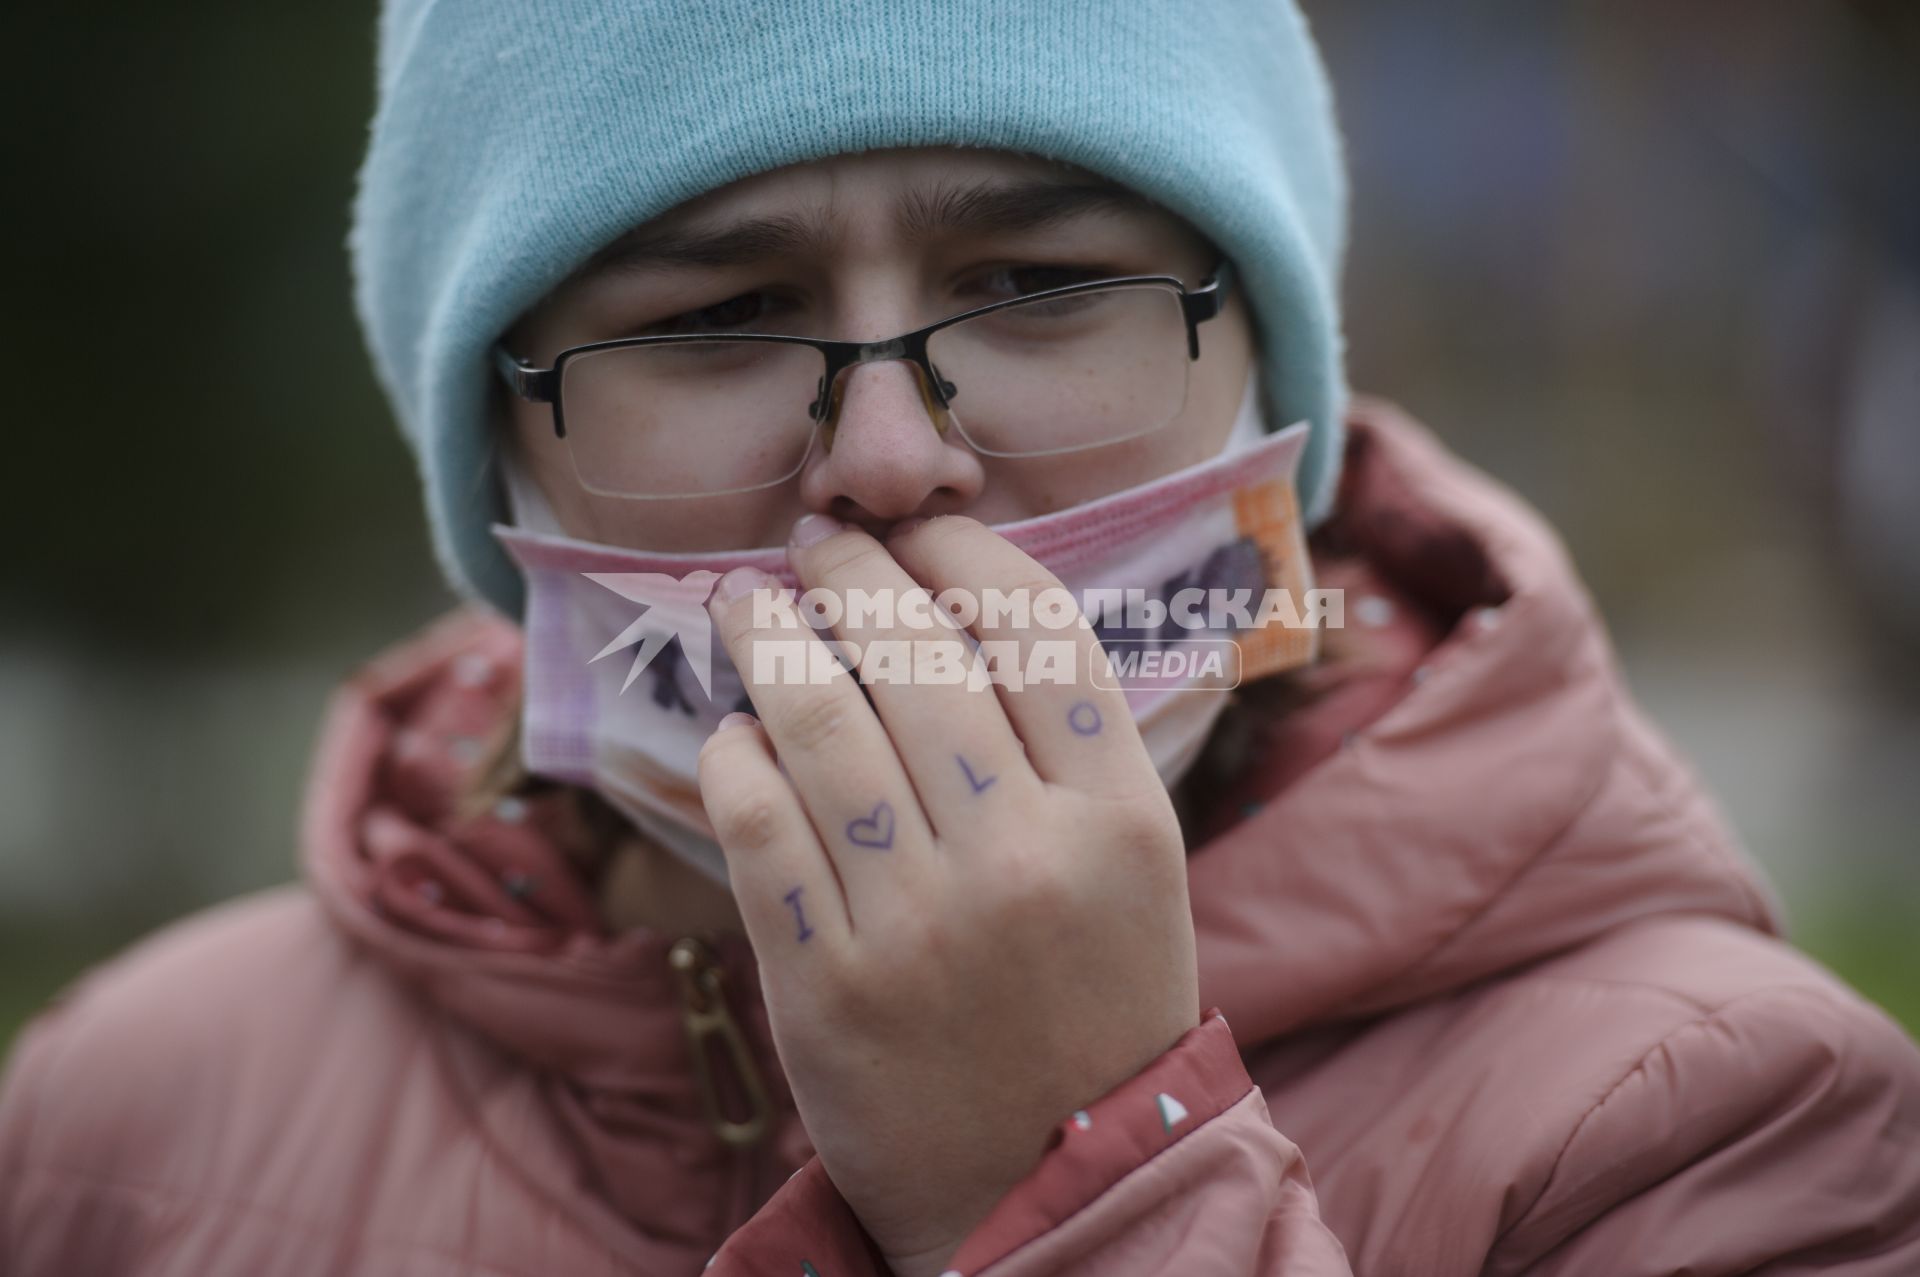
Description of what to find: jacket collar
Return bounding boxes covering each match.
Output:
[1188,396,1780,1041]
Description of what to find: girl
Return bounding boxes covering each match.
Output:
[3,2,1917,1274]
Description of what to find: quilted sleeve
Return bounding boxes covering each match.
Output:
[711,1007,1352,1277]
[1491,986,1920,1276]
[0,1002,123,1277]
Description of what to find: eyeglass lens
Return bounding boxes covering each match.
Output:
[557,283,1192,499]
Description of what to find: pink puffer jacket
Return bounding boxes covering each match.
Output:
[4,397,1918,1276]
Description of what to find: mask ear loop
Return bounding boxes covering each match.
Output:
[498,442,570,537]
[1221,363,1267,454]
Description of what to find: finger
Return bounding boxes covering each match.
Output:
[707,565,936,925]
[884,515,1152,794]
[784,515,1041,837]
[697,712,849,951]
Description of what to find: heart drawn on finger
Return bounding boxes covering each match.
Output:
[845,801,895,850]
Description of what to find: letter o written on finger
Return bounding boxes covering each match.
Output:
[1066,700,1103,736]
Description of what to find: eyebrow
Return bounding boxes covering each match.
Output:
[571,177,1158,283]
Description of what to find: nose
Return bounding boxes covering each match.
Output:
[795,358,985,530]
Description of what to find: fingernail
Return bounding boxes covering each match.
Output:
[888,516,930,540]
[716,711,759,732]
[713,565,770,602]
[789,513,842,549]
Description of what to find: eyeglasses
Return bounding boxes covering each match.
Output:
[493,262,1235,500]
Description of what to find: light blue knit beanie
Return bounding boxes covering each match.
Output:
[349,0,1350,620]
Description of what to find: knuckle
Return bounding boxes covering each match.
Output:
[711,793,784,852]
[807,535,887,581]
[1106,792,1184,861]
[907,635,969,681]
[989,851,1075,919]
[815,961,889,1027]
[771,688,852,752]
[906,912,960,968]
[1005,572,1066,599]
[910,514,980,552]
[1004,576,1075,627]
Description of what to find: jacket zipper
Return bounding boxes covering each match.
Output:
[669,935,773,1150]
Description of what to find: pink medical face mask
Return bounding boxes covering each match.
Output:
[492,373,1323,893]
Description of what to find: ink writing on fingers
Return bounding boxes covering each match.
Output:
[783,885,815,942]
[958,754,998,794]
[846,801,895,850]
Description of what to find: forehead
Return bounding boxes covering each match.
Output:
[567,147,1177,283]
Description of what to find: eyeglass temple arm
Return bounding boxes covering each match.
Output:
[1180,259,1236,359]
[493,345,558,405]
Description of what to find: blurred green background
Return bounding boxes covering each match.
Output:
[2,2,1916,1052]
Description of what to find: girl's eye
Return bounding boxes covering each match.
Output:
[644,291,776,336]
[625,269,1119,337]
[967,264,1110,303]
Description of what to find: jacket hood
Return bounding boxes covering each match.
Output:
[297,393,1783,1190]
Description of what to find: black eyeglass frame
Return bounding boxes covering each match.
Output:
[492,260,1235,489]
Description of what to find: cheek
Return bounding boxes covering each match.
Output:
[984,379,1243,516]
[1025,303,1254,509]
[507,401,809,551]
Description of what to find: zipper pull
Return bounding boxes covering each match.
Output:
[669,935,772,1148]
